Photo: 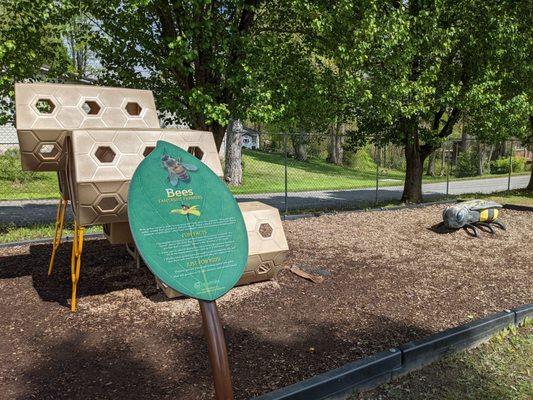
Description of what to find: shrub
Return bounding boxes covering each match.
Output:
[0,149,35,183]
[344,147,377,170]
[490,156,526,174]
[455,150,480,177]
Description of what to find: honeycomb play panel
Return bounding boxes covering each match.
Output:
[15,83,160,171]
[14,83,289,311]
[66,128,223,225]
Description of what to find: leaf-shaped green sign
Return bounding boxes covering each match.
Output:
[128,140,248,301]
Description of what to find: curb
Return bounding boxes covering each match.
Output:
[252,304,532,400]
[284,199,458,221]
[502,204,533,212]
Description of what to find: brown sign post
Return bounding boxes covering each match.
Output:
[200,301,234,399]
[128,141,249,398]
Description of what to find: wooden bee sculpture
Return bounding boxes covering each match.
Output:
[438,199,506,237]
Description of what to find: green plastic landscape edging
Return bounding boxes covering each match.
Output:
[252,304,533,400]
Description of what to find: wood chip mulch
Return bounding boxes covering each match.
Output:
[0,206,531,399]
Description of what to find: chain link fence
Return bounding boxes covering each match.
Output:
[235,134,532,214]
[1,130,531,216]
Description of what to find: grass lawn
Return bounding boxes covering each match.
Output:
[233,150,406,194]
[0,149,530,199]
[358,322,532,400]
[460,188,533,206]
[0,172,59,200]
[0,223,102,244]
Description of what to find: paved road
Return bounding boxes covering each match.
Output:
[0,175,529,226]
[237,175,530,211]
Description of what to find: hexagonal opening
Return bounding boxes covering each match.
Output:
[125,102,142,116]
[143,146,155,157]
[96,196,119,212]
[187,146,204,160]
[35,98,55,114]
[259,223,273,238]
[257,261,274,275]
[94,146,116,163]
[38,143,60,159]
[82,100,102,115]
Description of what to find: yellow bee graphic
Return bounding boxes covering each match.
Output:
[161,154,198,186]
[171,205,201,217]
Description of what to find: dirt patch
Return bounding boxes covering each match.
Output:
[0,206,531,399]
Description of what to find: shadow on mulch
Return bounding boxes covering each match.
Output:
[14,314,433,400]
[0,239,168,309]
[0,241,435,399]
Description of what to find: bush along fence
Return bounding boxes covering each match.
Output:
[1,133,532,214]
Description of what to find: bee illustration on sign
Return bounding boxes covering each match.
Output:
[161,153,198,186]
[171,205,201,217]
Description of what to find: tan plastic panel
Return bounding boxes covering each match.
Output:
[14,83,160,171]
[68,129,223,225]
[154,201,289,298]
[103,222,133,245]
[17,129,68,171]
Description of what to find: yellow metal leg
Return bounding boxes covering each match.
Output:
[48,198,68,276]
[70,223,85,312]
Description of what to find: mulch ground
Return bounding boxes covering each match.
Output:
[0,205,531,400]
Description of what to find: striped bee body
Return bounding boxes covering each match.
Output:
[441,199,506,237]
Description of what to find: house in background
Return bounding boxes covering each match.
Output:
[241,129,260,150]
[514,144,532,162]
[218,120,260,157]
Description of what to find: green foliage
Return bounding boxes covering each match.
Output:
[0,149,35,183]
[83,0,268,138]
[0,0,71,123]
[490,156,526,174]
[455,150,481,178]
[344,148,377,170]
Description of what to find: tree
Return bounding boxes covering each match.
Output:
[81,0,266,185]
[64,14,95,78]
[318,0,531,202]
[327,122,344,165]
[244,29,334,161]
[462,0,532,189]
[0,0,71,123]
[224,119,243,185]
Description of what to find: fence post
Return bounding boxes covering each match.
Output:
[375,145,380,206]
[507,140,513,192]
[283,132,288,219]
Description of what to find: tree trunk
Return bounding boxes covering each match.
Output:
[402,145,425,203]
[327,123,344,165]
[476,142,484,176]
[528,167,533,191]
[491,142,505,161]
[426,151,436,176]
[401,120,429,203]
[439,147,446,176]
[291,130,308,161]
[460,123,469,152]
[224,119,243,186]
